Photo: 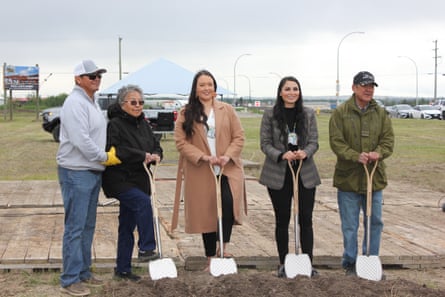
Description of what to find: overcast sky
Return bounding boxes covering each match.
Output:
[2,0,445,100]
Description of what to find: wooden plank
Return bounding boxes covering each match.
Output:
[1,240,27,264]
[0,177,444,271]
[48,213,64,263]
[93,212,118,263]
[25,243,50,264]
[1,209,36,264]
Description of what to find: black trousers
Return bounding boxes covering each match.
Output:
[202,175,234,257]
[267,166,316,264]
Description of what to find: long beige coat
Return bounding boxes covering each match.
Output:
[173,100,247,234]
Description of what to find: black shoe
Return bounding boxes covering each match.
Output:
[311,269,319,277]
[344,265,356,277]
[138,250,159,262]
[114,271,141,282]
[277,265,286,278]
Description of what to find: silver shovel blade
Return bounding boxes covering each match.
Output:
[149,258,178,280]
[210,258,237,277]
[356,255,382,281]
[284,253,312,278]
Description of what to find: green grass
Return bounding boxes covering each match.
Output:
[1,110,444,193]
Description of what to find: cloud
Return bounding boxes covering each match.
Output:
[1,0,445,98]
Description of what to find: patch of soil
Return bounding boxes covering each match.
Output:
[100,268,445,297]
[0,267,444,296]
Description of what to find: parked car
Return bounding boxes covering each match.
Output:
[41,102,177,142]
[388,104,421,119]
[41,106,61,123]
[143,109,177,140]
[41,107,62,142]
[375,99,385,108]
[385,105,395,115]
[413,105,442,120]
[431,99,445,119]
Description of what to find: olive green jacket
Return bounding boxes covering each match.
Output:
[329,95,394,194]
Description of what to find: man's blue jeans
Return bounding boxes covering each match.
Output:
[115,187,156,273]
[58,167,102,287]
[337,190,383,268]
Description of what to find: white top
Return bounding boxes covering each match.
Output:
[206,109,220,175]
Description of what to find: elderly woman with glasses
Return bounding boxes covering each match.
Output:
[102,84,163,282]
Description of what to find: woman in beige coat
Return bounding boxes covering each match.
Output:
[174,70,246,270]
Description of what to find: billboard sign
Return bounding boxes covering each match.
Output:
[4,65,39,90]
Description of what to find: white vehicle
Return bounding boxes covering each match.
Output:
[388,104,421,119]
[413,105,442,120]
[431,100,445,119]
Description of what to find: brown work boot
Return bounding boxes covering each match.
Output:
[60,281,91,296]
[82,274,103,287]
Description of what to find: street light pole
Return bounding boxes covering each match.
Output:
[217,77,230,102]
[398,56,419,106]
[336,31,364,106]
[233,53,251,102]
[433,40,439,102]
[238,74,251,101]
[269,72,282,79]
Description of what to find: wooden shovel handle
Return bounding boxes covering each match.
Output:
[363,160,378,217]
[143,162,159,217]
[288,160,303,215]
[171,155,184,232]
[209,164,224,219]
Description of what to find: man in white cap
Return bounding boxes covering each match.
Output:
[57,60,120,296]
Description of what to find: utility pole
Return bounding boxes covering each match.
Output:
[35,64,40,120]
[3,63,7,120]
[118,36,123,80]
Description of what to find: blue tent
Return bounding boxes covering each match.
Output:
[100,58,231,96]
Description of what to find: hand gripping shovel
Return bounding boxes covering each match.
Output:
[356,160,383,281]
[143,162,178,280]
[209,164,237,277]
[284,160,312,278]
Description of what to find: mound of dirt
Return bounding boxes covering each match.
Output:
[100,269,445,297]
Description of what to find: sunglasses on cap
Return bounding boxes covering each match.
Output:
[82,73,102,80]
[124,100,145,106]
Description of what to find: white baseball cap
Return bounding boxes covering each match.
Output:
[73,60,107,76]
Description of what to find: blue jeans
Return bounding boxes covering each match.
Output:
[337,190,383,268]
[115,187,156,273]
[58,167,102,287]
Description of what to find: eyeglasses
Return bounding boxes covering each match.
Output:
[124,100,145,106]
[82,73,102,80]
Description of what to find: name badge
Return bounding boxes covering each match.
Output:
[288,132,298,145]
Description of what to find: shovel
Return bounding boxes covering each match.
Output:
[356,160,383,281]
[209,164,237,277]
[284,160,312,278]
[143,162,178,280]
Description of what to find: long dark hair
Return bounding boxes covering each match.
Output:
[182,70,218,138]
[273,76,306,145]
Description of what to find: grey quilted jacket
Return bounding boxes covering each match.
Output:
[259,107,321,190]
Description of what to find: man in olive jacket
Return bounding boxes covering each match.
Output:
[329,71,394,276]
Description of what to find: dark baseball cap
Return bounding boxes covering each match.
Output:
[353,71,378,87]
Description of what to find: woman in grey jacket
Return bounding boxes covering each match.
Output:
[259,76,321,277]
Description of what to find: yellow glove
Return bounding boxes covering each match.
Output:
[102,146,122,166]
